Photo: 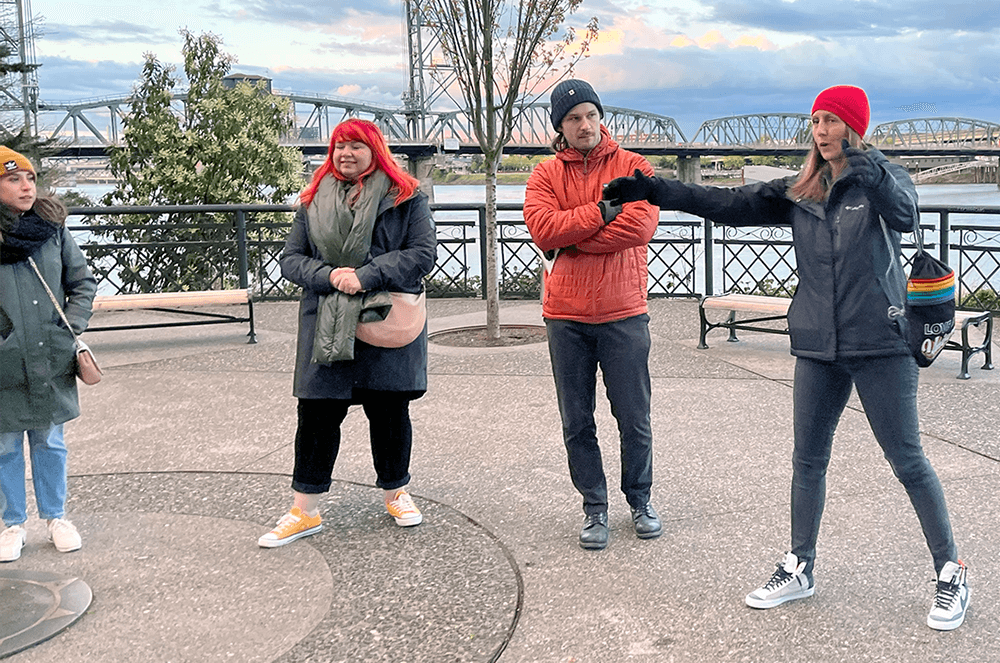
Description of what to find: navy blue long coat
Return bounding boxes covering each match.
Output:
[279,188,436,399]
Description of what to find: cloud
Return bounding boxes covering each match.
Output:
[43,21,172,44]
[577,19,1000,138]
[731,34,777,50]
[36,56,144,102]
[207,0,400,25]
[234,63,405,105]
[703,0,1000,35]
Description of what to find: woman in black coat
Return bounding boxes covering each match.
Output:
[258,119,436,548]
[603,85,968,631]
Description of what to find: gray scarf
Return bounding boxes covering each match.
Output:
[308,171,392,364]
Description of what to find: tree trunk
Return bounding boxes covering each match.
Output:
[484,155,501,340]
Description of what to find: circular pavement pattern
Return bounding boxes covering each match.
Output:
[5,472,521,663]
[0,570,92,659]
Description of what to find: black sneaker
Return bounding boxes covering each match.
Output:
[927,560,969,631]
[745,552,815,609]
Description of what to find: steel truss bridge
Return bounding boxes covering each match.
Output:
[39,93,1000,159]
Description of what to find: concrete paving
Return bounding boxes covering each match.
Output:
[2,297,998,662]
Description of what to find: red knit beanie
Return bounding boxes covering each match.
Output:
[811,85,870,137]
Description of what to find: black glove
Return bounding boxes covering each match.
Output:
[840,139,884,190]
[598,199,621,225]
[602,169,654,206]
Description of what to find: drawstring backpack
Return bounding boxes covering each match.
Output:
[881,217,955,367]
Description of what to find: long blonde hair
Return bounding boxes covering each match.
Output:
[789,127,865,202]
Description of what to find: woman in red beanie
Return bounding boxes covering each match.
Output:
[603,85,968,631]
[258,119,436,547]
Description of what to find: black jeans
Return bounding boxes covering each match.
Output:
[791,355,957,576]
[292,391,414,494]
[545,314,654,515]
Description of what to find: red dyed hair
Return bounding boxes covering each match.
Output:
[300,119,419,207]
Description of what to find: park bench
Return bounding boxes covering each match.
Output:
[698,293,993,380]
[89,289,256,343]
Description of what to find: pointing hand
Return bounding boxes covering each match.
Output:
[603,169,654,206]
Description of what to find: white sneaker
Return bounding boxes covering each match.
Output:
[48,518,82,553]
[927,560,969,631]
[0,525,27,562]
[746,552,815,609]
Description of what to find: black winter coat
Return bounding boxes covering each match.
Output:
[647,149,915,361]
[280,189,436,399]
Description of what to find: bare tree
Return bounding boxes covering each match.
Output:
[420,0,598,339]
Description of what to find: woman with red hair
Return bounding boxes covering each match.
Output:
[259,119,436,547]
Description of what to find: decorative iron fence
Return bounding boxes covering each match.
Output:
[66,202,1000,310]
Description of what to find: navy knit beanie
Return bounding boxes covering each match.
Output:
[550,79,604,130]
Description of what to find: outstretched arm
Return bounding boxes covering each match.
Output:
[604,169,793,227]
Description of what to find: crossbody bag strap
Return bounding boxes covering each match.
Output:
[27,256,81,343]
[878,216,908,318]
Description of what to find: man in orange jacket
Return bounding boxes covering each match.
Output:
[524,79,661,550]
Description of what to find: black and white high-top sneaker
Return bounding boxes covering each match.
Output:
[745,552,815,609]
[927,560,969,631]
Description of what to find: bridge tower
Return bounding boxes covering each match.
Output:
[0,0,39,138]
[402,0,457,141]
[402,0,456,199]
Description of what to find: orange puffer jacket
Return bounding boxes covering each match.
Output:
[524,127,658,323]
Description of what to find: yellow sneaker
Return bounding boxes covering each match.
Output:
[386,489,422,527]
[258,507,323,548]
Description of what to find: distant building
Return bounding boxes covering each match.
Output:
[222,74,272,93]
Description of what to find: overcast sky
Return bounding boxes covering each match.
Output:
[33,0,1000,140]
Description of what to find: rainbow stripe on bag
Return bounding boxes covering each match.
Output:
[907,271,955,306]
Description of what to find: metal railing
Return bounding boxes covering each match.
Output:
[66,202,1000,310]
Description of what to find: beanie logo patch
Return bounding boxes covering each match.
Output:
[568,89,575,96]
[2,160,16,173]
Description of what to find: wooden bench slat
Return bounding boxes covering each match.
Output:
[701,295,791,315]
[88,289,257,344]
[94,289,251,311]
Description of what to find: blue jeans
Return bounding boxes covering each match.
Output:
[791,355,957,576]
[546,315,653,515]
[0,424,68,526]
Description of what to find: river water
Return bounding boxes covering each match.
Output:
[59,181,1000,211]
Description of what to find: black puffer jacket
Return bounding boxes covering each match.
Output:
[648,148,915,361]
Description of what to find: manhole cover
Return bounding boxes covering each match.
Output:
[0,570,92,658]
